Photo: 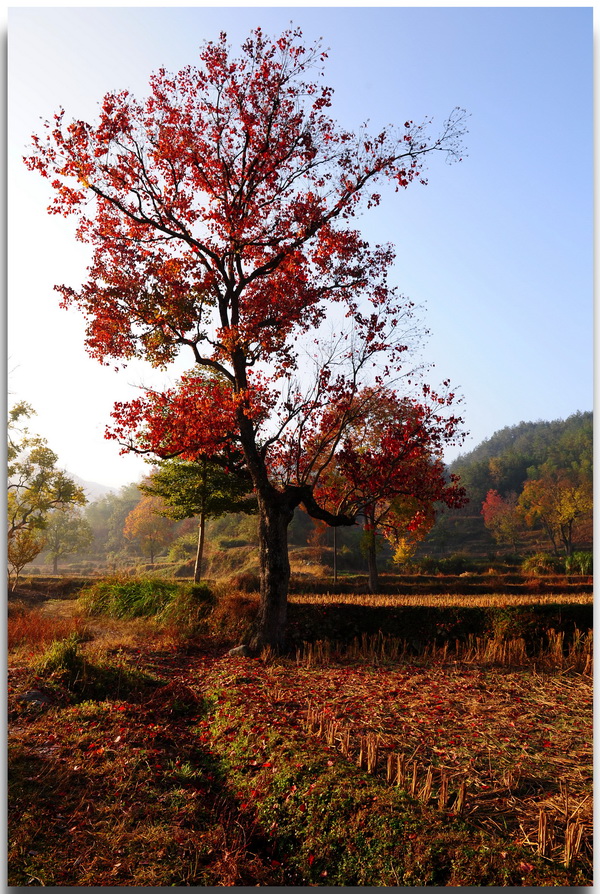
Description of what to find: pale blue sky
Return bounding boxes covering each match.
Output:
[8,6,593,488]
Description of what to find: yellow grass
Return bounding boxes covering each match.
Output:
[287,591,593,608]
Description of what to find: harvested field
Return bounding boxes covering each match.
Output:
[7,578,593,886]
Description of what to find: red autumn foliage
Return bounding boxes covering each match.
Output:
[24,27,467,648]
[313,386,466,589]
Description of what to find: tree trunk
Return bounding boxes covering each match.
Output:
[333,524,338,585]
[364,512,379,594]
[542,521,559,555]
[560,522,573,557]
[250,495,294,653]
[194,460,208,583]
[367,532,379,594]
[53,555,58,574]
[194,509,206,583]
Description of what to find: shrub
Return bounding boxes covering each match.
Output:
[158,584,215,632]
[565,551,593,575]
[521,553,564,576]
[167,533,199,562]
[79,577,178,619]
[34,633,159,700]
[35,633,84,677]
[78,577,217,648]
[435,554,476,575]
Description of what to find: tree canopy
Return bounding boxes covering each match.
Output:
[315,387,466,590]
[8,402,86,541]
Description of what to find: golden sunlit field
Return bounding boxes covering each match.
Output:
[8,575,592,886]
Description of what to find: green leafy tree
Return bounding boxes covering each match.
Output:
[43,508,94,573]
[141,458,256,581]
[8,401,86,551]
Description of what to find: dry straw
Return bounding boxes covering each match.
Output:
[564,822,584,868]
[295,628,592,674]
[304,696,589,873]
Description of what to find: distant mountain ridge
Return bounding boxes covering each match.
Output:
[449,410,592,471]
[69,474,119,503]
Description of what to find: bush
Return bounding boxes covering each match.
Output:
[435,554,476,575]
[521,553,564,576]
[167,533,199,562]
[158,584,215,632]
[565,551,593,575]
[34,633,160,700]
[78,577,217,647]
[79,577,178,619]
[35,633,85,677]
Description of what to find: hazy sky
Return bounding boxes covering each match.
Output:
[8,6,593,490]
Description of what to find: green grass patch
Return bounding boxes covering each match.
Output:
[79,577,214,622]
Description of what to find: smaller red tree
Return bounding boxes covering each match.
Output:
[481,489,522,549]
[314,386,466,592]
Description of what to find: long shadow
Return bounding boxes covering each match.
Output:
[286,600,593,652]
[8,675,298,887]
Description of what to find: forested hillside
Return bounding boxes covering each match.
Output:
[421,411,592,558]
[450,411,592,506]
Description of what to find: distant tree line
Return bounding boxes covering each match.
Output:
[9,403,592,580]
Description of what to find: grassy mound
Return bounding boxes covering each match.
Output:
[79,577,215,627]
[30,634,161,703]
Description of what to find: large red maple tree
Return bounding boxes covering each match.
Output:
[25,27,467,649]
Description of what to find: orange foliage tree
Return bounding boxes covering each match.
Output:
[123,495,175,565]
[518,471,592,556]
